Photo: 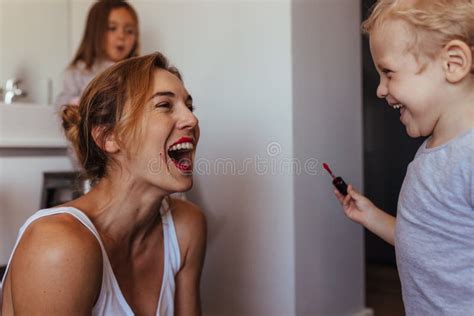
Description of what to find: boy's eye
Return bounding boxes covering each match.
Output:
[382,68,393,76]
[108,26,117,31]
[187,104,195,112]
[125,27,136,35]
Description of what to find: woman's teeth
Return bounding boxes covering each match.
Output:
[168,142,194,152]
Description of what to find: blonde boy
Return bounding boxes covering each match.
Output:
[336,0,474,314]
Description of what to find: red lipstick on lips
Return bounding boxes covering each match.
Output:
[323,163,348,196]
[170,136,194,147]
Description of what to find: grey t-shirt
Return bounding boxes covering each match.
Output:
[396,129,474,315]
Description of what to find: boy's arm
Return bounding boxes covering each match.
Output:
[335,185,396,245]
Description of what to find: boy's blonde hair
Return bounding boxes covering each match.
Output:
[362,0,474,73]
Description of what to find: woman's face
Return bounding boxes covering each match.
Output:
[104,8,137,62]
[125,69,200,193]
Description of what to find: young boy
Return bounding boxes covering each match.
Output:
[336,0,474,314]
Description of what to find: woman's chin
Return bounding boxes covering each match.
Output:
[173,179,193,193]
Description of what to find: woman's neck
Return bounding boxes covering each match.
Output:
[71,176,167,253]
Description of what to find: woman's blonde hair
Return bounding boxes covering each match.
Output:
[61,52,182,184]
[362,0,474,71]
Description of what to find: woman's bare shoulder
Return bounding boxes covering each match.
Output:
[7,213,102,313]
[168,198,207,264]
[168,198,206,232]
[18,213,101,254]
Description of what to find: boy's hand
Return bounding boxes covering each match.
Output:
[334,184,376,226]
[334,184,395,246]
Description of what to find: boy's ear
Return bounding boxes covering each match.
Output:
[92,127,120,154]
[442,39,472,83]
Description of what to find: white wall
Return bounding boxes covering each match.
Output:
[292,0,365,315]
[131,2,297,315]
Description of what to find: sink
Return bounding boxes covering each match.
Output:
[0,102,67,148]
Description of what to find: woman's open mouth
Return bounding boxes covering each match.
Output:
[167,137,195,173]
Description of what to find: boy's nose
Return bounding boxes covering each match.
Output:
[376,80,388,99]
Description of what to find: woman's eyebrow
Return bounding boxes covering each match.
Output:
[149,91,175,100]
[149,91,193,102]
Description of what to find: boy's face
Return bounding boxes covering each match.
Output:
[369,19,446,138]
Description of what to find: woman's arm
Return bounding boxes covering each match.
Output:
[8,215,102,315]
[171,199,207,316]
[335,185,396,245]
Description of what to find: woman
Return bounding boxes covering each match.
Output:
[1,52,206,316]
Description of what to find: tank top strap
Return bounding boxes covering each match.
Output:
[160,198,181,275]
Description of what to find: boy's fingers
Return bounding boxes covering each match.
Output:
[348,184,362,199]
[342,193,352,207]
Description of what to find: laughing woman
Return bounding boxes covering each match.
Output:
[0,52,206,316]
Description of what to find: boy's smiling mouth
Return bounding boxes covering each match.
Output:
[389,101,404,110]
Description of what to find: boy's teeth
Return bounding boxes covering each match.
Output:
[169,142,194,152]
[392,104,403,109]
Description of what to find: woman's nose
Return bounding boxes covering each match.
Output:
[177,107,199,130]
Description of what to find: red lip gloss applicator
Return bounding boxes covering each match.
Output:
[323,163,348,196]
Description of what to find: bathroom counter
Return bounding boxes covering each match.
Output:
[0,102,67,148]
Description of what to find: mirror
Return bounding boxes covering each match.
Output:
[0,0,70,105]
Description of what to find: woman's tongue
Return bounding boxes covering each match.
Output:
[174,157,191,171]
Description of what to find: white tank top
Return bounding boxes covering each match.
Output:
[0,202,181,316]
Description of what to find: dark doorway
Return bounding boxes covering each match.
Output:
[361,0,425,267]
[361,0,425,314]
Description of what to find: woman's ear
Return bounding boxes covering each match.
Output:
[92,127,120,154]
[442,39,472,83]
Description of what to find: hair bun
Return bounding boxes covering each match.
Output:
[61,103,81,144]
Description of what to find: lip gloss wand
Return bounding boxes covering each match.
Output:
[323,163,348,196]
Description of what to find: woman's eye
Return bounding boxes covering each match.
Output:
[187,104,195,112]
[155,102,171,110]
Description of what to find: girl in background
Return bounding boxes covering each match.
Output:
[55,0,139,107]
